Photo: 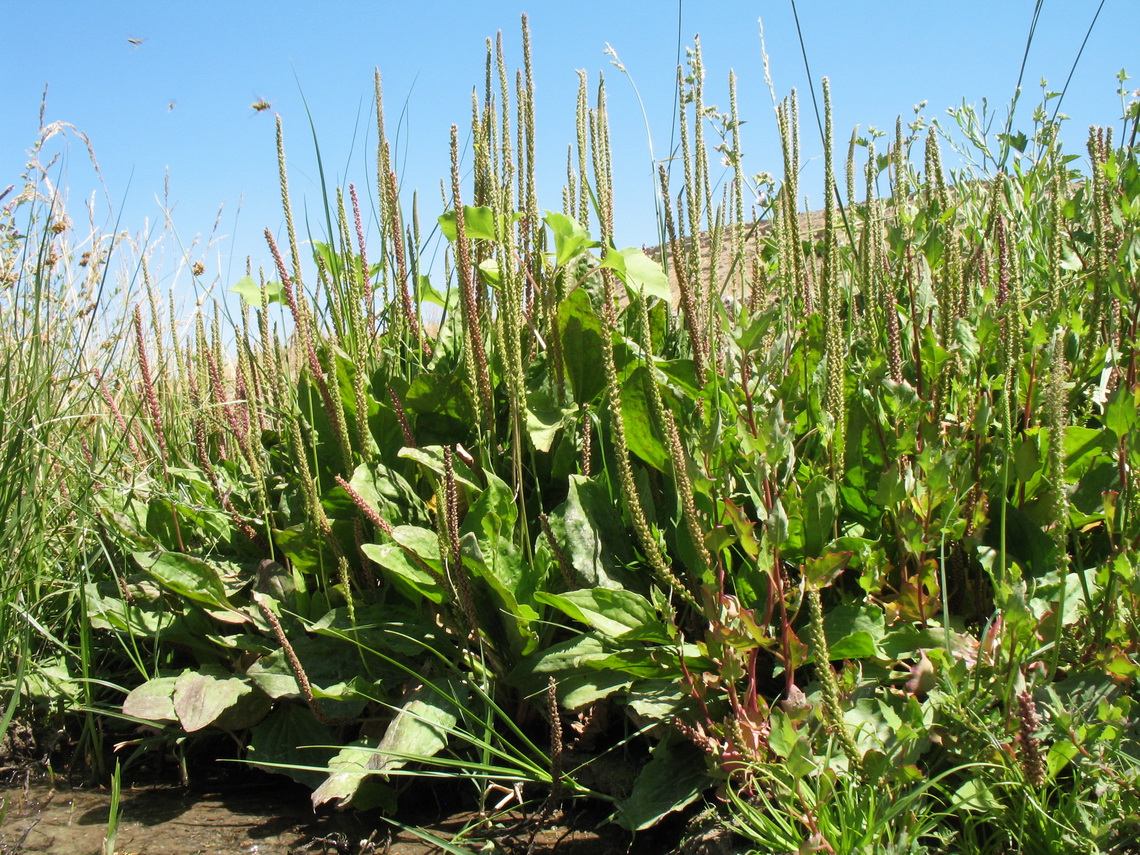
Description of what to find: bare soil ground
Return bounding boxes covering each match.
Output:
[0,774,744,855]
[0,782,631,855]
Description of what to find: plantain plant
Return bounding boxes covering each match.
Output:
[9,15,1135,849]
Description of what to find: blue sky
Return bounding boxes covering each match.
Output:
[4,2,1135,301]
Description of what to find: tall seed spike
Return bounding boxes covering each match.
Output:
[576,70,591,228]
[821,78,846,474]
[450,125,493,428]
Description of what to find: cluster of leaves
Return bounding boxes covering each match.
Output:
[21,25,1140,851]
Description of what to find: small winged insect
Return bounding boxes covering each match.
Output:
[250,98,273,113]
[127,37,145,48]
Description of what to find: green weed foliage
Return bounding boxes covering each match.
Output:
[4,17,1140,852]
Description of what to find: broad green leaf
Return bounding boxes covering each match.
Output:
[544,210,594,266]
[874,465,909,509]
[921,230,944,266]
[595,646,696,679]
[296,369,345,485]
[621,247,671,301]
[1103,387,1130,442]
[92,495,157,551]
[557,288,606,404]
[621,366,669,471]
[398,446,481,490]
[879,625,976,659]
[1045,738,1080,778]
[121,676,179,723]
[952,778,1001,812]
[513,634,701,701]
[85,580,170,636]
[626,679,688,722]
[618,737,708,830]
[274,524,326,579]
[460,472,541,654]
[404,373,476,437]
[535,588,656,640]
[132,550,230,610]
[512,633,612,685]
[437,205,507,242]
[767,707,800,759]
[460,535,540,652]
[477,258,501,289]
[546,475,637,589]
[526,388,574,453]
[346,462,428,529]
[361,540,446,604]
[229,275,285,307]
[390,524,444,563]
[416,274,451,308]
[558,671,634,708]
[312,680,460,809]
[803,552,852,589]
[1063,425,1114,480]
[247,704,337,789]
[767,497,789,549]
[361,523,446,603]
[1059,245,1083,271]
[144,493,231,551]
[245,651,303,699]
[312,242,343,280]
[983,503,1053,579]
[310,678,375,720]
[172,668,269,732]
[600,246,672,302]
[247,633,377,718]
[463,468,516,537]
[19,661,81,705]
[823,602,885,660]
[842,697,901,755]
[310,738,388,809]
[801,475,838,558]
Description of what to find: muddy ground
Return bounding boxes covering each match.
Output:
[0,773,743,855]
[0,719,744,854]
[0,781,621,855]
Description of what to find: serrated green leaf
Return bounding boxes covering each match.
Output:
[1105,385,1138,440]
